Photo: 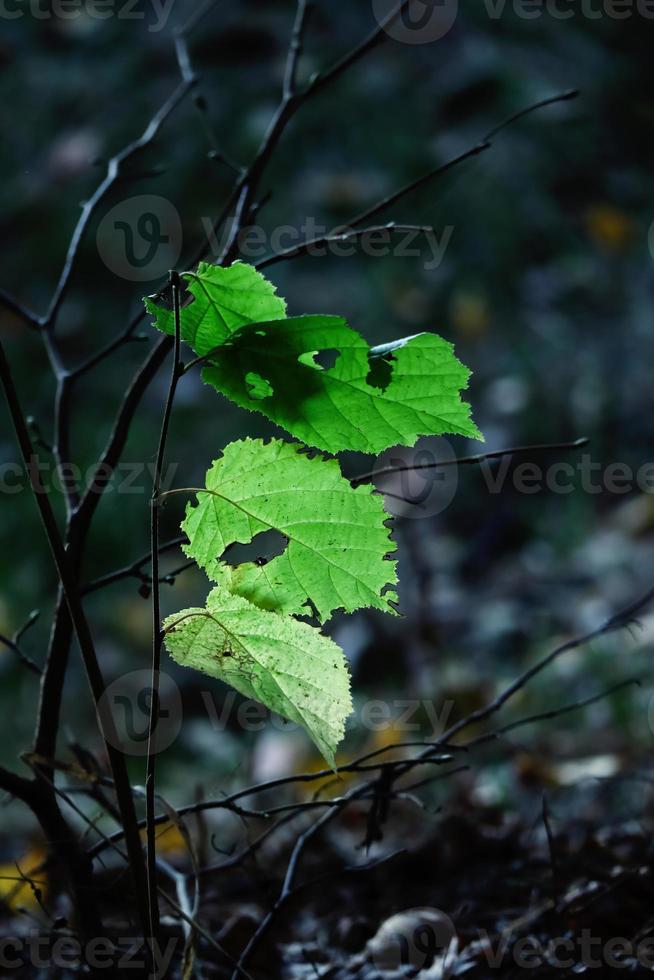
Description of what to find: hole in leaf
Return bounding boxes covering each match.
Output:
[297,597,320,625]
[366,352,395,391]
[245,371,273,401]
[313,349,339,371]
[298,349,340,372]
[224,529,288,567]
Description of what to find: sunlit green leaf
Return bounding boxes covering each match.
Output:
[145,260,286,356]
[203,314,482,454]
[163,588,352,766]
[179,438,398,623]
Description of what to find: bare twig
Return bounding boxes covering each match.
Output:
[462,677,642,751]
[0,288,40,329]
[146,271,183,943]
[0,338,151,941]
[0,609,42,675]
[352,437,590,487]
[88,583,653,870]
[437,590,654,747]
[43,81,195,334]
[256,222,439,271]
[483,88,578,141]
[229,789,363,980]
[284,0,313,100]
[306,0,412,97]
[82,535,186,595]
[0,633,41,676]
[257,90,578,272]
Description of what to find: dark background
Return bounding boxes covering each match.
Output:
[1,0,654,864]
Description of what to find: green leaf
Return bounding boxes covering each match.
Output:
[179,438,398,623]
[145,262,482,454]
[145,261,286,356]
[202,315,482,454]
[163,588,352,766]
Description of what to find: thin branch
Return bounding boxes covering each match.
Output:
[306,0,412,98]
[463,677,642,750]
[0,610,42,676]
[42,80,195,333]
[0,288,40,330]
[33,592,73,769]
[0,338,151,941]
[75,336,173,531]
[18,29,199,800]
[88,580,654,868]
[25,33,200,391]
[146,271,183,944]
[173,0,224,37]
[0,764,36,804]
[14,609,40,645]
[255,89,577,271]
[44,771,255,980]
[68,309,149,380]
[0,633,41,676]
[346,142,490,230]
[255,222,439,272]
[352,437,590,487]
[230,783,371,980]
[155,795,201,973]
[483,88,578,141]
[86,754,451,861]
[81,536,187,595]
[218,1,416,265]
[175,34,196,85]
[349,91,579,231]
[438,587,654,746]
[84,440,590,599]
[197,811,302,877]
[284,0,313,100]
[33,340,174,774]
[85,658,631,876]
[176,33,239,179]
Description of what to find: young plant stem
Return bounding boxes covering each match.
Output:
[145,271,183,946]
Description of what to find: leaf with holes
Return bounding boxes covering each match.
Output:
[202,314,482,455]
[145,260,286,356]
[145,262,481,454]
[177,438,397,623]
[163,588,352,766]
